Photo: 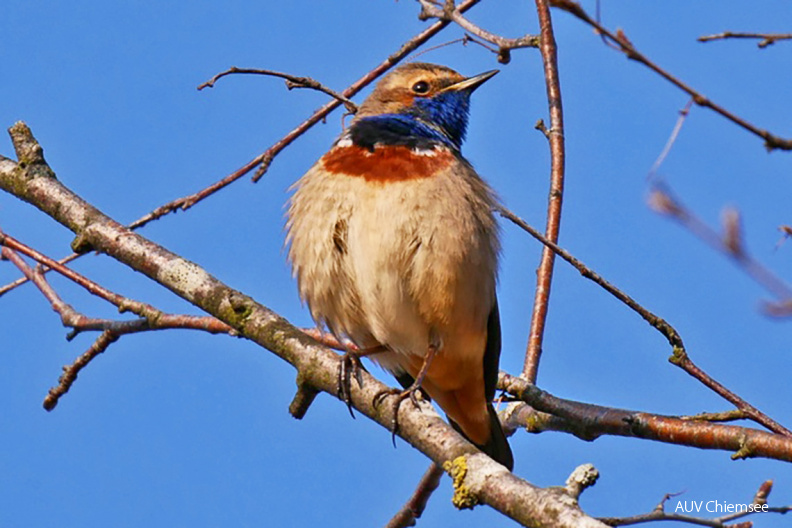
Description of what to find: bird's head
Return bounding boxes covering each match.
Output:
[353,63,498,150]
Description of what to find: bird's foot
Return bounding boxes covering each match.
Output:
[373,381,427,445]
[337,351,366,418]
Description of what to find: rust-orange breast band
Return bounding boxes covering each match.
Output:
[321,144,455,182]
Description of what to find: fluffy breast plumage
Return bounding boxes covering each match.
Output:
[287,143,499,364]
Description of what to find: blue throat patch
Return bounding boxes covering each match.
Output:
[408,90,471,148]
[348,90,472,151]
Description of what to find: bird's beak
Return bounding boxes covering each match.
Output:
[441,69,499,93]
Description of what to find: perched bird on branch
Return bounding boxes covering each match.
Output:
[287,62,512,470]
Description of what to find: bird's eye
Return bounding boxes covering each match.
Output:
[411,81,430,95]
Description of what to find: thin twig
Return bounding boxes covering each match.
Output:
[681,409,747,423]
[551,0,792,151]
[417,0,539,63]
[2,245,103,333]
[300,327,349,350]
[129,0,482,200]
[669,348,792,436]
[408,33,500,61]
[698,31,792,49]
[498,206,684,349]
[43,330,118,410]
[774,225,792,251]
[197,67,358,113]
[1,228,152,317]
[522,0,566,384]
[648,99,694,180]
[0,251,80,298]
[1,228,232,332]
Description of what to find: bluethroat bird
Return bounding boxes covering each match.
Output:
[287,62,512,470]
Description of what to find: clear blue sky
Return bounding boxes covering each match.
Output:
[2,2,791,527]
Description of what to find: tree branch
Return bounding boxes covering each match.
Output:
[698,31,792,49]
[385,463,444,528]
[197,67,358,113]
[522,0,567,384]
[500,374,792,463]
[416,0,538,63]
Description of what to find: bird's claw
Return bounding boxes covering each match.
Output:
[337,352,365,418]
[373,384,426,445]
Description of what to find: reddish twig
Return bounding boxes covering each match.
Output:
[0,251,80,298]
[385,463,444,528]
[197,67,358,113]
[2,245,107,334]
[0,230,235,410]
[300,327,349,351]
[498,206,791,436]
[698,31,792,49]
[408,33,501,61]
[43,330,119,411]
[157,3,480,196]
[1,228,234,332]
[522,0,567,384]
[501,374,792,463]
[551,0,792,151]
[417,0,539,63]
[1,228,151,318]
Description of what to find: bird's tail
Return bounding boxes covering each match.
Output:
[450,404,513,471]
